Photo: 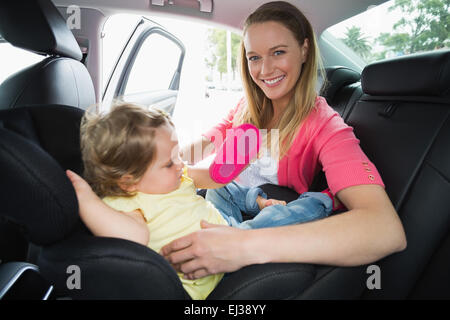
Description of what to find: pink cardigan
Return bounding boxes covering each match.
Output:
[203,96,384,195]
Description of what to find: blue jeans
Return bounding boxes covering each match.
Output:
[205,182,333,229]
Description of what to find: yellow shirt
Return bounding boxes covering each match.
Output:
[103,167,228,300]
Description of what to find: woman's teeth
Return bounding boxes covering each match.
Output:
[263,75,285,85]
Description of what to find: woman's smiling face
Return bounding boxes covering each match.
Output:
[244,21,308,109]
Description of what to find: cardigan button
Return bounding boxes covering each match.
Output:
[368,175,375,181]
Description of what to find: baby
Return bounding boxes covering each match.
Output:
[67,103,337,299]
[67,103,287,299]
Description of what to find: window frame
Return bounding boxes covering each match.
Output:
[116,24,185,98]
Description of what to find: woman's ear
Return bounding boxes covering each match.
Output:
[301,38,309,63]
[118,174,137,192]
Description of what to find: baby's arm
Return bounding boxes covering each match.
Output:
[66,170,149,246]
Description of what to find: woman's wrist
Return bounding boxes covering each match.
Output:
[241,228,273,266]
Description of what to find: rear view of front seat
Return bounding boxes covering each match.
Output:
[0,0,95,110]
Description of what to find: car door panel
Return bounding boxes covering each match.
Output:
[103,18,185,115]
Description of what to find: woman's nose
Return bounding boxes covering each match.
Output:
[260,57,274,76]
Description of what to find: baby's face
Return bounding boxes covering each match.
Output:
[132,124,184,194]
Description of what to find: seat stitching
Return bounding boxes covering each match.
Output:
[425,160,450,185]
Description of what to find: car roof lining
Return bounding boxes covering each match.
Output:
[52,0,389,35]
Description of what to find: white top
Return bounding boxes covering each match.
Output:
[236,150,279,187]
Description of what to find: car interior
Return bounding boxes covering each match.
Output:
[0,0,449,300]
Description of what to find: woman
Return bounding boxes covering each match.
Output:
[160,1,407,280]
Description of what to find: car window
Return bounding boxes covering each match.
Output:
[124,32,182,95]
[0,42,45,84]
[325,0,450,65]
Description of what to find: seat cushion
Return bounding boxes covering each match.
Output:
[207,263,316,299]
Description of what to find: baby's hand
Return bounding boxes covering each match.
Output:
[66,170,95,199]
[66,170,103,215]
[256,196,287,210]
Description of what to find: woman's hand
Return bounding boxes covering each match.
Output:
[160,220,252,279]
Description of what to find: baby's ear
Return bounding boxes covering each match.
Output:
[118,175,137,192]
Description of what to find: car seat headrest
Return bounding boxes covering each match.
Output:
[0,127,79,245]
[320,66,361,101]
[361,49,450,97]
[0,105,85,245]
[0,0,82,60]
[0,105,85,173]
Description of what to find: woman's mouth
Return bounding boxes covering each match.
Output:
[262,75,285,87]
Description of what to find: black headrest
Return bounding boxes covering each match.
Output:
[0,127,79,245]
[320,66,361,101]
[0,105,84,245]
[361,49,450,97]
[0,0,82,60]
[0,105,85,173]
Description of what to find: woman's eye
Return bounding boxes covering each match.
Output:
[248,55,259,62]
[274,50,285,56]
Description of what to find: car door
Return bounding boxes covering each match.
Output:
[103,17,185,115]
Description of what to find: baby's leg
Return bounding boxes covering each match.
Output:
[237,191,332,229]
[206,182,249,225]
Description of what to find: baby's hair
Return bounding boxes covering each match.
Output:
[80,102,174,198]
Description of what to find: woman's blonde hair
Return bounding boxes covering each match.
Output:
[80,103,173,198]
[236,1,325,158]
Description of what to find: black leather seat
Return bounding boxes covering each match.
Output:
[298,49,450,299]
[357,50,450,299]
[0,0,95,110]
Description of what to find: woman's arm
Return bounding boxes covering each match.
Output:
[161,184,406,279]
[180,136,215,165]
[248,184,406,266]
[187,165,225,189]
[180,98,245,165]
[66,170,149,246]
[187,161,251,189]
